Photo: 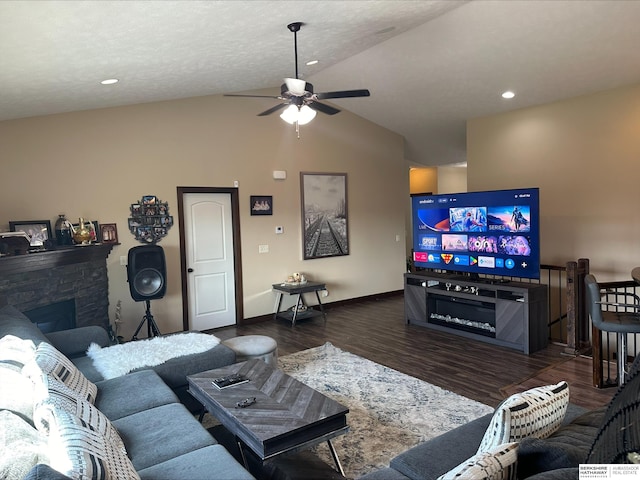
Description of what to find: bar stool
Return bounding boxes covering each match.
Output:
[585,274,640,385]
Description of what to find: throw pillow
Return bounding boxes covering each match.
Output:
[45,406,140,480]
[437,442,518,480]
[23,342,97,404]
[0,410,48,480]
[33,378,126,455]
[0,334,36,372]
[478,381,569,453]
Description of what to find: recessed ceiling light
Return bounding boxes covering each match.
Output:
[306,60,318,66]
[502,91,515,99]
[101,78,119,85]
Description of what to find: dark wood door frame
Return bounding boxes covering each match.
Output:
[176,186,244,330]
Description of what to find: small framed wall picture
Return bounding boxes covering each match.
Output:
[250,196,273,216]
[100,223,119,243]
[9,220,53,247]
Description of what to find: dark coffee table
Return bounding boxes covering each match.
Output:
[187,358,349,476]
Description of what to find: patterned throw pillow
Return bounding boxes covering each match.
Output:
[23,342,97,403]
[438,442,518,480]
[478,382,569,453]
[45,406,140,480]
[33,378,125,455]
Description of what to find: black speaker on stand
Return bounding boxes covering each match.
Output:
[127,245,166,340]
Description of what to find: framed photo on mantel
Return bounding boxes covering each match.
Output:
[9,220,52,247]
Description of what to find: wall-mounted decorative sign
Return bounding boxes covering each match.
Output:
[300,172,349,260]
[128,195,173,244]
[250,196,273,216]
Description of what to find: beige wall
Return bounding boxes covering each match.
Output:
[468,83,640,281]
[436,165,467,194]
[0,93,407,338]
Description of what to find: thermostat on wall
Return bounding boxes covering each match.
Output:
[273,170,287,180]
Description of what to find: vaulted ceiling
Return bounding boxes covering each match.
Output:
[2,1,640,166]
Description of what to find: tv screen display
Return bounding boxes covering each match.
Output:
[411,188,540,280]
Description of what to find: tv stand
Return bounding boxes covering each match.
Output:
[404,272,548,354]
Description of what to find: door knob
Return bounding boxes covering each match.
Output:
[187,268,194,273]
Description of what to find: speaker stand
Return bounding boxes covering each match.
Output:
[131,300,162,341]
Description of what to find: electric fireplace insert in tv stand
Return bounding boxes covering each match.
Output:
[404,272,548,354]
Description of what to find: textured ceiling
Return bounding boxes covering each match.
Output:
[2,0,640,166]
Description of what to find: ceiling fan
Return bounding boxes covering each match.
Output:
[225,22,370,131]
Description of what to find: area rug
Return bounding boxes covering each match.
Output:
[87,332,220,379]
[277,342,493,479]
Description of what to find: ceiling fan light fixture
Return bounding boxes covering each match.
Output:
[280,105,316,125]
[297,105,317,125]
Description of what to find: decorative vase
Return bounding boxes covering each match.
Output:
[54,214,72,246]
[72,217,92,245]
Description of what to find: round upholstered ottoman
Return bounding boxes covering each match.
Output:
[222,335,278,366]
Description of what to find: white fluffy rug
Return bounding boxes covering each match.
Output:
[278,342,494,479]
[87,333,220,380]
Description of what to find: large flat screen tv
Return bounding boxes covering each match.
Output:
[411,187,540,280]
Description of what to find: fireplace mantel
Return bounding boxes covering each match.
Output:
[0,244,115,276]
[0,244,117,329]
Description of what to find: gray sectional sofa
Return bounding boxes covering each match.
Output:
[360,368,640,480]
[0,304,254,480]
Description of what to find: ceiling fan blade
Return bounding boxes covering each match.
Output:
[309,101,340,116]
[316,89,371,100]
[224,94,281,99]
[284,78,308,96]
[257,103,289,116]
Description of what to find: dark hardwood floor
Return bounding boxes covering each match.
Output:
[213,294,615,410]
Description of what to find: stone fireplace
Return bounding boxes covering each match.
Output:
[0,244,115,331]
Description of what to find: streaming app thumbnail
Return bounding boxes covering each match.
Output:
[441,234,468,252]
[427,253,441,263]
[415,208,450,232]
[468,235,498,253]
[497,236,531,256]
[413,251,428,262]
[449,207,487,232]
[488,205,531,233]
[478,256,495,268]
[418,234,441,251]
[454,255,470,266]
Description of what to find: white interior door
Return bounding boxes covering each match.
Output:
[184,193,236,330]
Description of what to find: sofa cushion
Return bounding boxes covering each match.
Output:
[526,467,580,480]
[0,410,48,480]
[518,407,604,478]
[45,406,140,480]
[24,342,97,403]
[112,403,217,471]
[24,463,75,480]
[437,442,518,480]
[94,369,179,421]
[478,382,569,453]
[70,355,105,383]
[137,444,255,480]
[390,412,494,480]
[131,342,237,389]
[0,305,49,347]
